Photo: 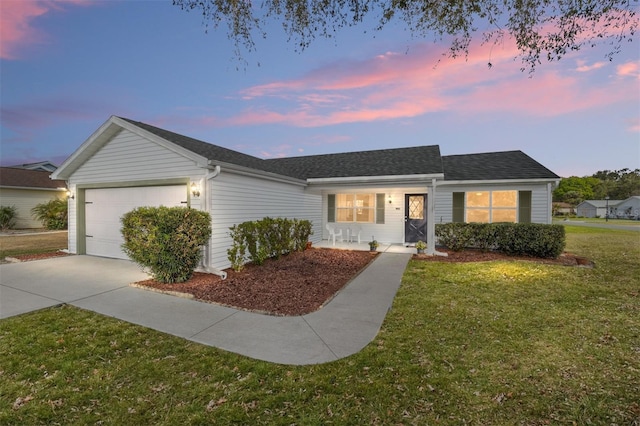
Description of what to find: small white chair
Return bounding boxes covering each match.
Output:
[349,226,362,244]
[326,223,343,245]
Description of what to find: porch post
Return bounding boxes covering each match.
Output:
[427,178,436,255]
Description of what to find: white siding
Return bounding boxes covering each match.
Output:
[435,182,553,224]
[0,188,66,229]
[66,129,206,255]
[321,187,430,244]
[71,129,202,183]
[208,172,321,270]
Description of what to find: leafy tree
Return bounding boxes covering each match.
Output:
[173,0,637,71]
[554,169,640,206]
[31,199,68,230]
[553,176,600,204]
[592,168,640,199]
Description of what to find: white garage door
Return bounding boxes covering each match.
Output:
[85,185,188,259]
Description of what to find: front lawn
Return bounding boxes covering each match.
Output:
[0,231,68,259]
[1,227,638,424]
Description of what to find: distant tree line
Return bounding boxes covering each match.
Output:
[553,169,640,206]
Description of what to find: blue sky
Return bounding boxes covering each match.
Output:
[1,0,639,178]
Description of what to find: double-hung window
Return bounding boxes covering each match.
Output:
[453,190,532,223]
[327,193,385,224]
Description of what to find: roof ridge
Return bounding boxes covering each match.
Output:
[441,149,523,158]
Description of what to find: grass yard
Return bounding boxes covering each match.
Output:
[556,217,640,227]
[0,231,68,259]
[1,227,638,424]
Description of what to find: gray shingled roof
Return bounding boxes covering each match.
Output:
[265,146,443,179]
[0,167,66,189]
[120,118,558,182]
[119,117,294,178]
[442,151,560,181]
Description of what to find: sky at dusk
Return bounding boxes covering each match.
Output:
[1,0,639,178]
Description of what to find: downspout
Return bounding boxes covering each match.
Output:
[428,177,448,257]
[426,178,436,255]
[199,165,228,279]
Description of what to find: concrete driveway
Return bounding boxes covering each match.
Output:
[0,253,410,365]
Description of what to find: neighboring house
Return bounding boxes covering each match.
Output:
[552,202,574,216]
[9,161,58,172]
[0,167,67,229]
[51,116,560,274]
[576,199,623,218]
[614,196,640,219]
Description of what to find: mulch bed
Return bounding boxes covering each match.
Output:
[136,248,378,316]
[4,251,71,263]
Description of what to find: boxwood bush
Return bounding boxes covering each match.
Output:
[435,222,565,259]
[227,217,313,272]
[121,206,211,283]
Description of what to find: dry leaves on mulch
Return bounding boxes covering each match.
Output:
[4,252,70,263]
[137,248,378,316]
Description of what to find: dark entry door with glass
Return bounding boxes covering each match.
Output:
[405,194,427,243]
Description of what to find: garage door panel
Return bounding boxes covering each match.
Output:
[85,186,187,259]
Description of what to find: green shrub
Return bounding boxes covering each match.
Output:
[466,222,497,252]
[0,205,18,231]
[436,222,566,259]
[121,207,211,283]
[227,217,313,271]
[31,198,68,230]
[493,223,566,258]
[435,223,473,251]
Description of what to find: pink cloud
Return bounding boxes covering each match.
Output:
[157,22,637,135]
[617,61,640,79]
[576,60,607,72]
[628,117,640,133]
[0,0,93,60]
[226,33,639,128]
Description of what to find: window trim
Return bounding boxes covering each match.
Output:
[452,190,531,223]
[327,193,385,224]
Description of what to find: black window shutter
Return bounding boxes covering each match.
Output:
[327,194,336,223]
[518,191,532,223]
[452,192,465,223]
[376,193,385,224]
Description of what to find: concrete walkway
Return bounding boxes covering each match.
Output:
[0,253,411,365]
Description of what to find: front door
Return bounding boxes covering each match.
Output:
[405,194,427,243]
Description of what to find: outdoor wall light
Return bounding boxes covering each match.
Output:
[191,182,201,198]
[388,194,393,204]
[66,190,75,200]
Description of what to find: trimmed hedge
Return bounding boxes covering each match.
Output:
[435,222,566,259]
[227,217,313,272]
[121,207,212,283]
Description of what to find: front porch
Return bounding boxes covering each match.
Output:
[314,240,418,254]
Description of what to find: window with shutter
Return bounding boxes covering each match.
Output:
[518,191,532,223]
[327,194,335,223]
[376,193,385,224]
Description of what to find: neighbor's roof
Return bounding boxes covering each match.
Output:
[442,151,560,181]
[9,161,58,172]
[0,167,66,189]
[578,199,624,208]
